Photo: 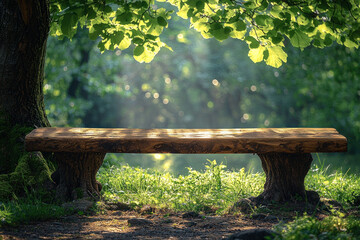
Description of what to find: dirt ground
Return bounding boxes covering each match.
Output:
[0,210,277,240]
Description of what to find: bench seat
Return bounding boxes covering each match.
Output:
[25,127,347,153]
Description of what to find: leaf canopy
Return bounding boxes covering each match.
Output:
[51,0,360,67]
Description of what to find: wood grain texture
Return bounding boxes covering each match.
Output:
[25,128,347,153]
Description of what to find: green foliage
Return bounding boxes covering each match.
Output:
[306,160,360,205]
[50,0,360,67]
[273,215,360,240]
[50,0,173,63]
[0,199,72,227]
[98,161,264,213]
[98,159,360,213]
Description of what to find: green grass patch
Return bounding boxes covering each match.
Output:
[0,199,72,227]
[274,215,360,240]
[98,160,264,213]
[0,187,73,227]
[306,157,360,205]
[98,159,360,212]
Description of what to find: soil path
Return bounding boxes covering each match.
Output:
[0,211,276,239]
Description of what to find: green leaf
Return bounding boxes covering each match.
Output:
[119,36,131,50]
[196,1,205,11]
[209,23,230,41]
[258,0,269,11]
[163,43,173,52]
[112,31,124,44]
[224,27,232,35]
[245,36,260,49]
[98,41,106,53]
[230,30,246,39]
[61,13,78,37]
[248,45,266,63]
[235,20,246,31]
[255,15,271,27]
[117,12,133,24]
[210,22,223,30]
[148,19,164,36]
[187,8,195,18]
[134,47,156,63]
[157,16,168,27]
[89,27,100,40]
[271,34,283,44]
[324,34,333,46]
[290,30,311,48]
[344,38,358,48]
[103,5,113,13]
[265,46,287,68]
[86,7,97,19]
[350,30,360,42]
[133,37,144,44]
[178,5,190,19]
[270,5,283,18]
[145,34,158,41]
[132,1,147,8]
[250,41,260,49]
[297,15,309,25]
[134,45,145,56]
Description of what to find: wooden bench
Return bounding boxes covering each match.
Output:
[25,128,347,202]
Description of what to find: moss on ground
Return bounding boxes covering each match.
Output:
[0,119,54,201]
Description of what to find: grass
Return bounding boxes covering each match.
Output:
[98,159,264,213]
[273,215,360,240]
[98,159,360,212]
[1,158,360,240]
[0,191,73,227]
[306,157,360,205]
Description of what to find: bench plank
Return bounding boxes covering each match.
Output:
[25,128,347,154]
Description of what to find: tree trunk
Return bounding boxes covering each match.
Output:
[0,1,104,202]
[0,0,50,128]
[0,0,50,176]
[256,153,315,202]
[53,152,105,202]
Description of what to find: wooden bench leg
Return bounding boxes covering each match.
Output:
[53,152,105,201]
[256,153,317,203]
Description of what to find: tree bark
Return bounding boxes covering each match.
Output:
[0,0,51,177]
[256,153,314,202]
[0,0,50,128]
[53,152,105,202]
[0,1,104,202]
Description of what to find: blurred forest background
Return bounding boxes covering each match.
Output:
[45,15,360,175]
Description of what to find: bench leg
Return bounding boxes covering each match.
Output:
[53,152,105,202]
[256,153,318,203]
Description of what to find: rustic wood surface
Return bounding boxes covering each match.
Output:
[25,128,347,153]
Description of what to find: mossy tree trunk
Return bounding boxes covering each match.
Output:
[0,0,51,173]
[0,1,103,201]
